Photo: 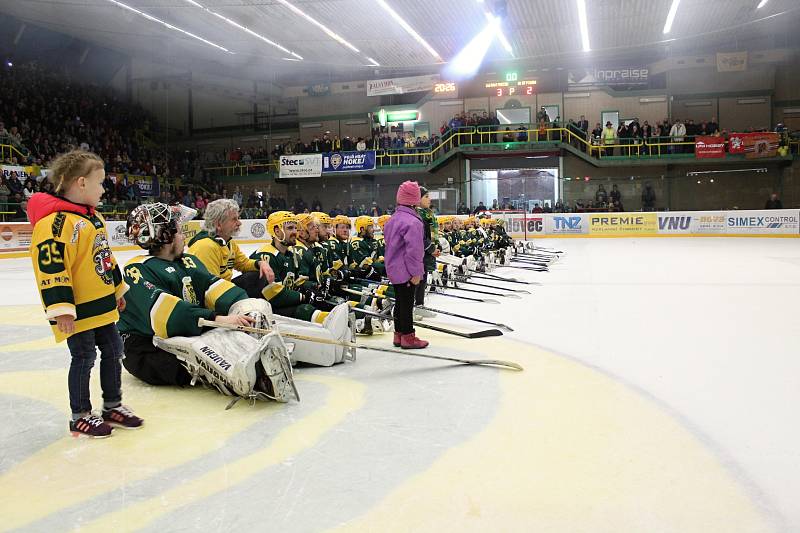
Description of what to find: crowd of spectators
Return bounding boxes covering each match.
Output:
[0,63,169,175]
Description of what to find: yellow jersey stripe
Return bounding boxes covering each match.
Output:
[204,279,230,310]
[150,292,181,338]
[261,282,285,301]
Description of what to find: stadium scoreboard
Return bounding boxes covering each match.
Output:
[485,71,537,96]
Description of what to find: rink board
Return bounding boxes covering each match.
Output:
[1,209,797,259]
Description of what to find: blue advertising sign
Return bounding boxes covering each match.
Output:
[322,151,376,173]
[135,176,161,197]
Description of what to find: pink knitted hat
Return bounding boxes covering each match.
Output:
[396,180,421,206]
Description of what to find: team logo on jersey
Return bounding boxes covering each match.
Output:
[92,233,114,285]
[181,276,198,304]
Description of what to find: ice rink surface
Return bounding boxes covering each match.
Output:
[0,237,798,532]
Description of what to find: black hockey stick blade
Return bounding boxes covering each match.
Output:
[461,274,541,287]
[498,264,548,272]
[418,306,514,331]
[449,279,531,294]
[514,254,555,263]
[526,244,562,254]
[413,321,504,339]
[434,284,522,299]
[510,257,549,265]
[432,291,500,304]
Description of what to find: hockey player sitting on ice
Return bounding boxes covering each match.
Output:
[376,214,390,257]
[327,214,352,269]
[119,204,353,405]
[293,212,329,288]
[350,216,385,280]
[295,212,391,336]
[240,211,352,338]
[187,199,275,284]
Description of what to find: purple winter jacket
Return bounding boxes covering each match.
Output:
[383,205,425,284]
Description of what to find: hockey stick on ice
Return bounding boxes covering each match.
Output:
[432,283,522,299]
[351,306,504,339]
[350,276,529,294]
[417,306,513,332]
[446,279,531,294]
[457,273,540,286]
[341,286,500,304]
[198,319,522,371]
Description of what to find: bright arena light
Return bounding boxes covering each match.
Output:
[663,0,681,34]
[483,12,513,56]
[184,0,302,59]
[444,17,501,79]
[375,0,443,62]
[105,0,231,53]
[576,0,591,51]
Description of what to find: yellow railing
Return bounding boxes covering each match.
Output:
[0,143,28,162]
[201,127,795,175]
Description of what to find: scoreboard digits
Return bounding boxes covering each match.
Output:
[495,85,535,97]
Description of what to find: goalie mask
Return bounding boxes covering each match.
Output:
[127,203,197,250]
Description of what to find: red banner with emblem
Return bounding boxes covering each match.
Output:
[728,132,780,158]
[695,136,726,158]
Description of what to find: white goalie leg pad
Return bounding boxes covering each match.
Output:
[154,328,298,402]
[437,236,451,254]
[430,268,443,286]
[437,254,464,267]
[272,302,353,366]
[154,329,263,398]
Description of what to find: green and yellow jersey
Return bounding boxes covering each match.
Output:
[118,253,244,339]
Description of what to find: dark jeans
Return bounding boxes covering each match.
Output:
[392,281,417,335]
[65,323,123,415]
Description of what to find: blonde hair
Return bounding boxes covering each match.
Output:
[48,150,104,195]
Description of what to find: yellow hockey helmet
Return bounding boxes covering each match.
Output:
[377,214,391,228]
[354,215,374,234]
[334,214,351,227]
[295,213,316,229]
[266,210,297,238]
[312,211,332,225]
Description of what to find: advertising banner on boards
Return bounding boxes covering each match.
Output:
[725,210,799,234]
[279,154,323,178]
[588,213,658,235]
[322,151,376,173]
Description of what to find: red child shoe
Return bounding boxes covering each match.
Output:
[400,332,429,350]
[102,405,144,429]
[70,414,113,438]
